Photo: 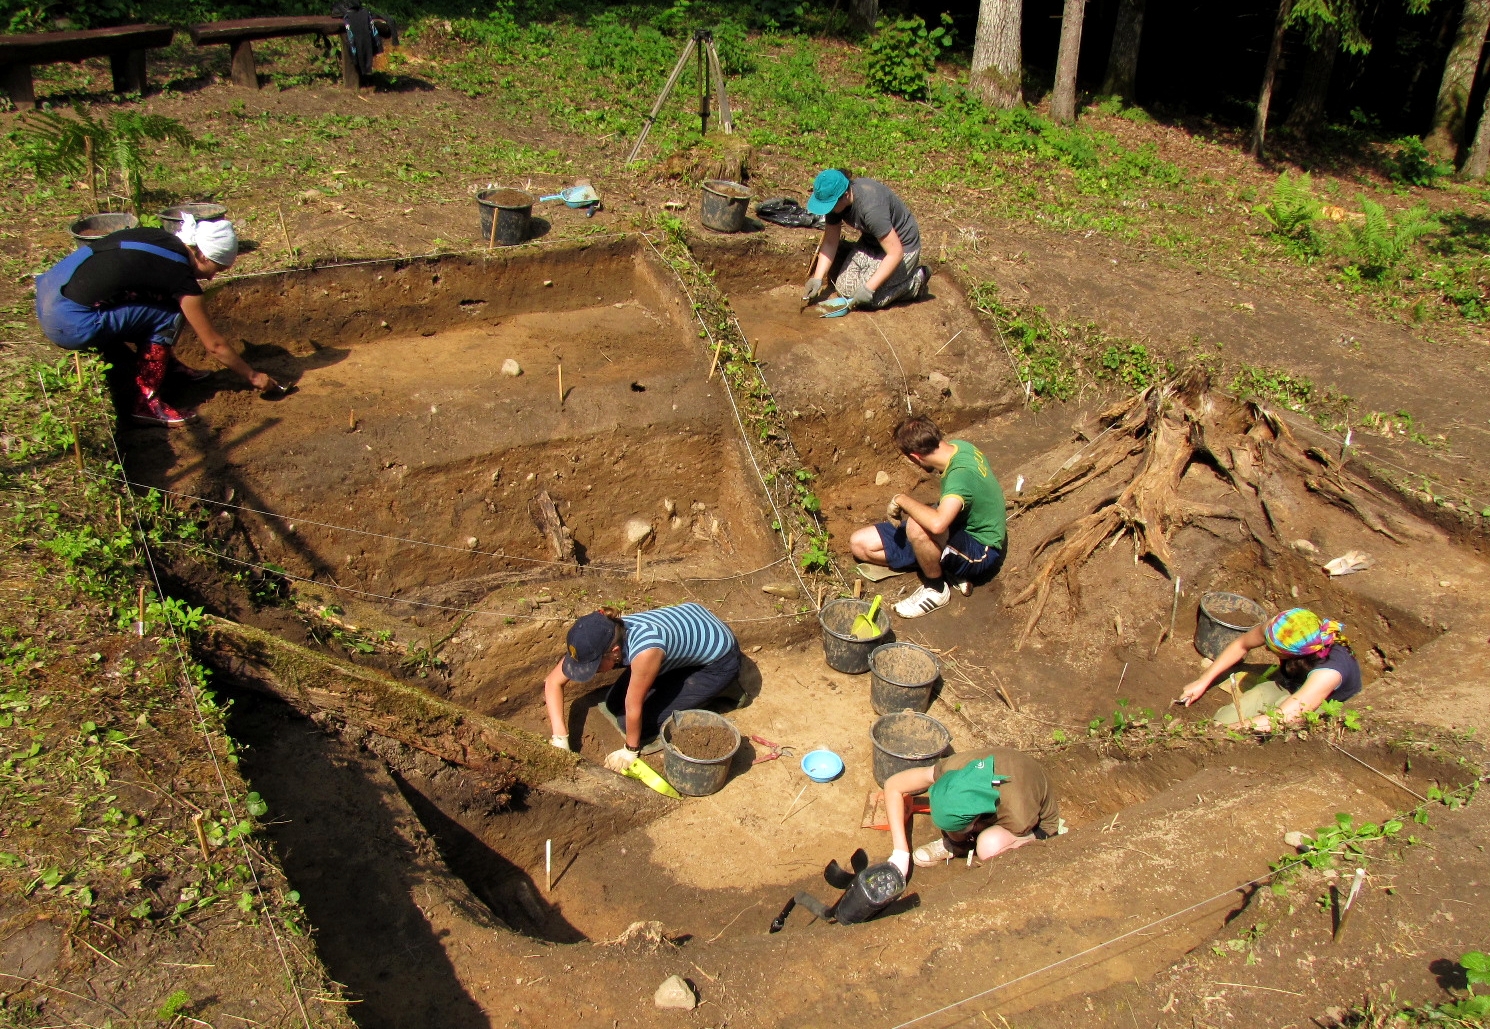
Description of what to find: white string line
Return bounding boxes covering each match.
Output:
[868,316,913,414]
[164,540,809,625]
[86,468,789,582]
[886,853,1316,1029]
[218,230,637,285]
[36,365,316,1026]
[1269,406,1488,509]
[641,233,826,608]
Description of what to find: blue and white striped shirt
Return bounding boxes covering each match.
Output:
[622,603,735,673]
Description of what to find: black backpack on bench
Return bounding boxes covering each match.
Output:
[331,0,399,77]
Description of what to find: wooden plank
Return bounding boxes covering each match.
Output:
[189,16,344,44]
[108,48,146,94]
[228,38,257,89]
[0,24,172,65]
[1,62,35,110]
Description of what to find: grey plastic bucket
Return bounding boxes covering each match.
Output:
[870,711,950,787]
[1195,591,1268,659]
[660,709,739,797]
[70,212,138,243]
[158,202,228,236]
[700,179,752,233]
[819,598,891,675]
[477,188,534,246]
[869,642,940,715]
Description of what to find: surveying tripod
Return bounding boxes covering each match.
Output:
[625,28,734,166]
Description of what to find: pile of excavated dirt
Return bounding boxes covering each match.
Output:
[669,723,737,761]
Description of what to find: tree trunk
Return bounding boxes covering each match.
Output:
[1426,0,1490,161]
[1284,21,1338,140]
[1461,76,1490,178]
[851,0,879,34]
[970,0,1024,109]
[1051,0,1089,124]
[1250,0,1294,159]
[1100,0,1145,99]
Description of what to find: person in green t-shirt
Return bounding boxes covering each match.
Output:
[849,415,1008,618]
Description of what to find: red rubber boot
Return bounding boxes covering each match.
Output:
[131,344,197,426]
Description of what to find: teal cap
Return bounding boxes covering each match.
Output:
[806,168,850,215]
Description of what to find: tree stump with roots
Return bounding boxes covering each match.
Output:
[1006,368,1431,649]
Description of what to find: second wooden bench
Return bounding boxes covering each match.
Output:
[189,16,373,90]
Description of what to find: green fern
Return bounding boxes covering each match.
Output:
[14,106,194,213]
[1254,171,1322,239]
[1333,197,1438,282]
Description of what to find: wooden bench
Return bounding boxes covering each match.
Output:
[0,24,174,109]
[189,16,383,90]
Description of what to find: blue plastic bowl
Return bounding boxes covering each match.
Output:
[801,749,845,783]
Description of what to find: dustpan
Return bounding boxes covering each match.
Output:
[851,595,883,639]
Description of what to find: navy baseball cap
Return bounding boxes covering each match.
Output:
[806,168,850,216]
[562,611,619,682]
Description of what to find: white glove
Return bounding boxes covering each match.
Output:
[550,734,570,750]
[886,496,904,522]
[604,747,639,774]
[888,849,910,877]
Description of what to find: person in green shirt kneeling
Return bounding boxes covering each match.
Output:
[849,415,1008,619]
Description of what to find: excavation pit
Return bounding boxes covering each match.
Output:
[116,232,1488,1025]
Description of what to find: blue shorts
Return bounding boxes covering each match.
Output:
[874,521,1005,581]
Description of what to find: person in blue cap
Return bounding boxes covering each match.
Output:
[542,603,741,773]
[801,168,929,311]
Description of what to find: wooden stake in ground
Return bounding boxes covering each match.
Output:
[557,363,564,408]
[636,546,643,582]
[1334,866,1366,942]
[191,812,211,861]
[488,204,499,250]
[70,422,82,471]
[276,204,295,259]
[136,585,147,636]
[707,336,725,380]
[72,352,83,387]
[545,839,552,893]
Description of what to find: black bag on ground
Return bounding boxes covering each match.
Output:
[756,197,824,229]
[768,848,906,931]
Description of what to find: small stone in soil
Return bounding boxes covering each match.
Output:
[654,974,697,1010]
[670,724,735,760]
[875,470,891,485]
[501,359,523,377]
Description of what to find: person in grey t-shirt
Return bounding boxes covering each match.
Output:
[802,168,929,310]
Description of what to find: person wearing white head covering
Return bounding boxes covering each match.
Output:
[33,214,280,426]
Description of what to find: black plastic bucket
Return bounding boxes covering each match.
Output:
[1195,592,1268,659]
[70,212,138,243]
[700,179,752,233]
[158,202,228,236]
[819,598,891,675]
[477,188,534,246]
[834,862,905,925]
[869,642,940,715]
[870,711,950,786]
[660,709,739,797]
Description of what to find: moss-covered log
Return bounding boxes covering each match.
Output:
[196,616,674,813]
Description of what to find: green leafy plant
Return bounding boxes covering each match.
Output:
[1334,198,1439,282]
[155,989,192,1020]
[1295,812,1403,869]
[12,107,194,213]
[1100,342,1166,390]
[865,14,954,100]
[1256,171,1322,240]
[1388,136,1450,188]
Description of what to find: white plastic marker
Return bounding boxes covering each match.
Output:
[545,839,552,893]
[1015,474,1025,494]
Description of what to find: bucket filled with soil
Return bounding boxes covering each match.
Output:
[661,709,740,797]
[477,188,535,246]
[700,179,753,233]
[870,711,950,786]
[1195,592,1268,659]
[819,598,891,675]
[868,642,940,715]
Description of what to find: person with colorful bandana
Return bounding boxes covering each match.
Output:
[881,747,1062,877]
[1178,608,1362,731]
[34,213,279,426]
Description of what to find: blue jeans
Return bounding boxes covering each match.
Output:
[604,645,743,743]
[35,248,182,352]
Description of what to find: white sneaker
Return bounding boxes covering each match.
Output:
[895,583,951,618]
[951,579,971,596]
[913,838,952,866]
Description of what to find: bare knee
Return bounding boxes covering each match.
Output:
[850,525,880,561]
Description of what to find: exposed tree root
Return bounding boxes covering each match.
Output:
[1006,369,1432,649]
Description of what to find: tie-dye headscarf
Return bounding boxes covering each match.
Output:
[1264,608,1343,657]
